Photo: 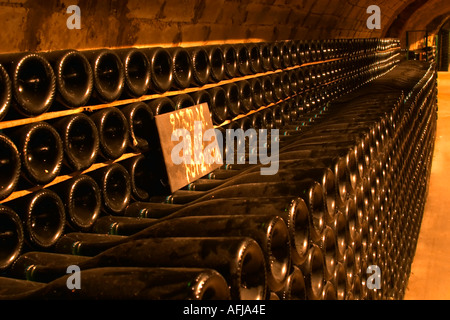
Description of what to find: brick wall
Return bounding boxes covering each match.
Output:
[0,0,441,53]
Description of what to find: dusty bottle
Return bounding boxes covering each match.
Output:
[120,154,153,202]
[115,47,151,98]
[276,265,306,300]
[0,133,21,200]
[52,113,99,172]
[50,174,101,232]
[247,43,262,74]
[0,63,11,121]
[82,49,125,103]
[0,205,24,271]
[0,266,231,300]
[299,244,325,300]
[222,45,238,79]
[235,44,251,76]
[120,102,155,153]
[172,93,195,110]
[0,52,55,117]
[6,189,65,250]
[147,97,176,115]
[205,45,225,82]
[145,47,173,93]
[187,47,211,87]
[10,236,266,300]
[167,47,192,90]
[207,87,228,125]
[90,107,129,161]
[223,83,241,118]
[88,163,131,215]
[7,121,63,186]
[44,49,93,108]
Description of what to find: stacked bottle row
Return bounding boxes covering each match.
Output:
[0,39,417,300]
[0,38,399,121]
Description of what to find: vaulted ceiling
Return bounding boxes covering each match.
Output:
[0,0,448,53]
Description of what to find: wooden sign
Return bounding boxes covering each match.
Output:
[154,103,223,193]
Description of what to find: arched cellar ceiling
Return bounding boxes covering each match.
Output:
[0,0,447,53]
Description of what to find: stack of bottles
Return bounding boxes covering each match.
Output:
[0,38,436,300]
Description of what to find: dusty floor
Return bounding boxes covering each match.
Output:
[404,71,450,300]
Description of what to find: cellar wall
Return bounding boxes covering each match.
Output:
[0,0,443,53]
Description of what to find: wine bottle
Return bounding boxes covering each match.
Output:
[147,97,176,115]
[222,45,238,79]
[319,226,338,282]
[223,83,241,118]
[49,174,101,232]
[44,49,93,108]
[235,44,251,76]
[0,205,24,271]
[299,244,325,300]
[168,47,192,90]
[186,47,211,87]
[206,87,228,125]
[333,261,348,300]
[82,49,125,103]
[205,45,225,82]
[0,63,11,121]
[7,121,63,185]
[52,113,99,172]
[258,43,272,72]
[236,80,253,114]
[120,102,155,153]
[90,107,129,161]
[269,43,282,70]
[6,189,65,250]
[249,78,264,109]
[0,133,21,201]
[57,214,291,292]
[88,163,131,215]
[120,154,153,202]
[172,93,195,110]
[0,266,231,300]
[0,52,55,117]
[10,236,266,300]
[247,43,262,74]
[114,47,151,98]
[279,41,291,68]
[276,265,306,300]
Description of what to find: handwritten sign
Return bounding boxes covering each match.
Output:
[154,103,223,192]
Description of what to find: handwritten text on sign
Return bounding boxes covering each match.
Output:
[154,103,223,192]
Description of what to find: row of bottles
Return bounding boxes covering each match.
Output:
[0,39,435,300]
[0,39,400,121]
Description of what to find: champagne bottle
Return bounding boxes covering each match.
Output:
[10,237,266,300]
[279,41,291,68]
[0,133,21,200]
[258,43,272,72]
[52,113,99,172]
[269,43,282,70]
[300,244,325,300]
[145,47,173,93]
[0,63,11,121]
[261,76,275,105]
[88,163,131,215]
[223,83,241,118]
[0,52,55,117]
[275,265,306,300]
[82,49,125,103]
[90,107,129,161]
[49,174,101,232]
[235,44,251,76]
[249,78,264,109]
[222,45,238,79]
[120,154,153,202]
[247,43,262,74]
[120,101,155,154]
[0,267,231,300]
[187,47,211,87]
[172,93,195,110]
[236,80,253,114]
[147,97,176,115]
[167,47,192,90]
[205,45,225,82]
[115,48,151,98]
[7,121,63,186]
[44,49,93,108]
[0,205,24,271]
[207,87,228,125]
[6,189,65,250]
